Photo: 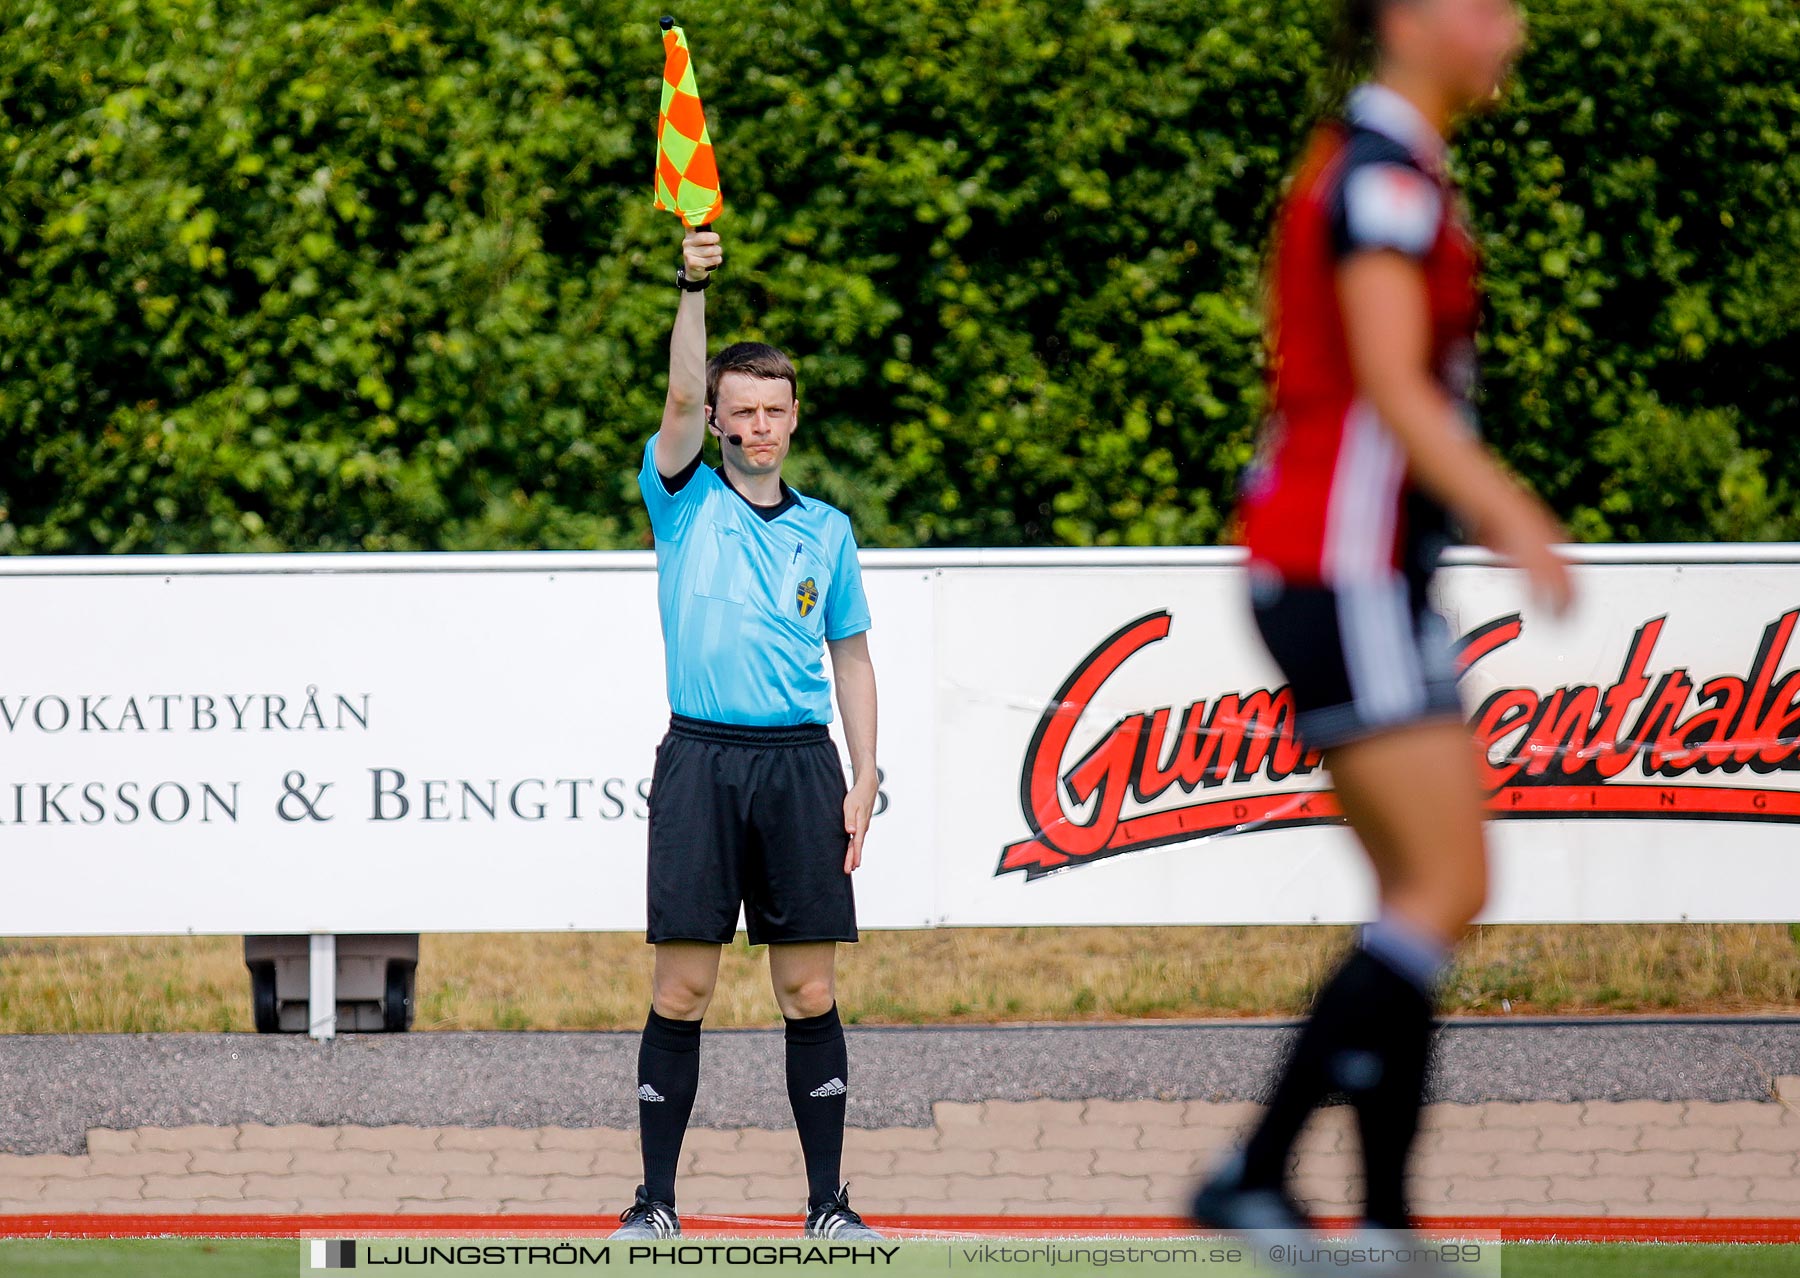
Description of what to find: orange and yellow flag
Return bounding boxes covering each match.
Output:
[654,18,723,230]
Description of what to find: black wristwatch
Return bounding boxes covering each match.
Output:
[676,267,710,293]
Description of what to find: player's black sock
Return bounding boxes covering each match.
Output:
[1354,917,1444,1230]
[637,1008,702,1207]
[1239,947,1371,1190]
[784,1004,849,1210]
[1239,918,1446,1200]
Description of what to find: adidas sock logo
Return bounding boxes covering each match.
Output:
[638,1083,666,1103]
[809,1077,847,1098]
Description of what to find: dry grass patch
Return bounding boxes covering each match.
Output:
[0,925,1794,1032]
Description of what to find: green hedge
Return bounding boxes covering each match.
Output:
[2,0,1796,552]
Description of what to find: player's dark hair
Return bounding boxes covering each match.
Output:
[706,342,798,407]
[1266,0,1406,343]
[1328,0,1402,101]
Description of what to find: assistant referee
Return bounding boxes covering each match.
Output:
[611,223,882,1241]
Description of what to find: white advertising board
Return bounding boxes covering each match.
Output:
[0,555,932,934]
[936,552,1800,926]
[3,547,1797,933]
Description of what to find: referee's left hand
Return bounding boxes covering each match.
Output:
[844,778,878,873]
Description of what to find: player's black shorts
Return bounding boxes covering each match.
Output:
[645,715,858,947]
[1249,569,1463,752]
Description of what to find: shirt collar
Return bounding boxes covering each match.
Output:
[717,466,805,515]
[1347,83,1447,170]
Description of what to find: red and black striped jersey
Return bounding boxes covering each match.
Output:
[1239,84,1482,587]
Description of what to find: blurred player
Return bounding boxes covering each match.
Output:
[611,224,882,1241]
[1193,0,1572,1248]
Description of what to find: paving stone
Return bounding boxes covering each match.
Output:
[338,1126,442,1152]
[239,1125,337,1152]
[136,1127,237,1153]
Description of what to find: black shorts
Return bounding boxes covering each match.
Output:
[645,715,858,947]
[1249,570,1463,752]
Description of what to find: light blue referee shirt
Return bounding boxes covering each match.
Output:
[639,433,873,727]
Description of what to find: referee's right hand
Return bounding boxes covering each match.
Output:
[683,227,721,281]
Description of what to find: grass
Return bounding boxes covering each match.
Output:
[0,1238,295,1276]
[0,1240,1796,1277]
[1505,1244,1800,1276]
[0,924,1797,1032]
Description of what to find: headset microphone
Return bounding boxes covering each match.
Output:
[707,413,744,446]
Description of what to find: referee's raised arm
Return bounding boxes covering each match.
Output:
[656,225,722,478]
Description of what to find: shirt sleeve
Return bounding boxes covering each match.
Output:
[639,433,705,541]
[824,518,873,641]
[662,449,703,494]
[1330,160,1443,261]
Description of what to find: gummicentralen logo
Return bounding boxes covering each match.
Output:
[998,609,1800,880]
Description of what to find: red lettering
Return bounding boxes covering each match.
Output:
[1755,676,1800,769]
[1136,703,1229,797]
[1004,607,1800,880]
[1633,671,1697,774]
[1589,619,1662,778]
[1523,686,1602,778]
[1733,614,1800,768]
[1668,676,1746,771]
[1473,689,1538,790]
[1015,612,1171,866]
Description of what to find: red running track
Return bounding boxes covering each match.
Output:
[1,1214,1798,1244]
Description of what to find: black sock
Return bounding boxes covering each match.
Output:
[1240,947,1372,1189]
[1240,946,1437,1228]
[784,1004,849,1209]
[1351,951,1435,1230]
[637,1008,702,1207]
